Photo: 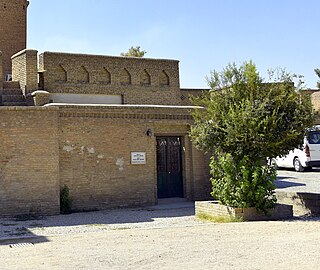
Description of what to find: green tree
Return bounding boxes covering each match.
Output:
[190,61,314,213]
[121,46,146,57]
[315,68,320,89]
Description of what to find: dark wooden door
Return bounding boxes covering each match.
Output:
[156,137,183,198]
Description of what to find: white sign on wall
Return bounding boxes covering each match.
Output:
[131,152,146,164]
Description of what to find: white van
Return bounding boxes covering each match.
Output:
[272,126,320,172]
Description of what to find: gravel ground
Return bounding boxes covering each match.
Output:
[1,219,320,269]
[1,179,320,269]
[0,201,199,240]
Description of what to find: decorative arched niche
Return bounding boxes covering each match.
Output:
[120,68,131,85]
[98,67,111,84]
[78,66,89,83]
[140,69,151,85]
[160,70,169,86]
[55,64,67,82]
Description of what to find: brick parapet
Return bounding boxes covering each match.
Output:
[180,88,210,106]
[12,49,38,95]
[39,51,181,105]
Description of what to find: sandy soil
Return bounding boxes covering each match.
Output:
[1,219,320,270]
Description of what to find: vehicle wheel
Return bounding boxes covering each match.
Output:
[271,158,278,170]
[293,158,304,172]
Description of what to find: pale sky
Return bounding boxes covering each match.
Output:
[27,0,319,89]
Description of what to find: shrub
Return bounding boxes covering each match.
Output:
[60,185,72,214]
[210,154,277,213]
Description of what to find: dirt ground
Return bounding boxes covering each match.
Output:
[1,219,320,270]
[1,170,320,270]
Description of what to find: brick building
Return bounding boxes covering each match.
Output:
[0,0,211,216]
[0,0,28,80]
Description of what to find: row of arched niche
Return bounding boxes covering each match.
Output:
[54,65,170,86]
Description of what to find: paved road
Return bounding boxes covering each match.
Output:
[275,169,320,193]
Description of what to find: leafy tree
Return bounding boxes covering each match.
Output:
[315,68,320,89]
[121,46,146,57]
[190,61,314,213]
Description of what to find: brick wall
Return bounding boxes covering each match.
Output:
[180,88,210,106]
[0,104,211,216]
[191,147,212,200]
[12,49,38,95]
[0,107,60,217]
[55,104,211,211]
[0,51,3,90]
[39,52,182,105]
[0,0,28,78]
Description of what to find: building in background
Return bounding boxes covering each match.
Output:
[0,0,211,216]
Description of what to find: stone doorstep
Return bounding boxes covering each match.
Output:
[195,201,293,221]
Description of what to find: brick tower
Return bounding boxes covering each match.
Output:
[0,0,28,80]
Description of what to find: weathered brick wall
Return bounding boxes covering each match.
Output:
[54,104,210,211]
[180,88,210,106]
[0,0,28,78]
[12,49,38,95]
[0,104,210,215]
[0,107,60,217]
[0,51,3,90]
[39,52,182,105]
[191,147,212,200]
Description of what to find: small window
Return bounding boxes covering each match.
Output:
[308,131,320,144]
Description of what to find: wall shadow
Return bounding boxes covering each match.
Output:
[0,202,195,240]
[0,227,49,246]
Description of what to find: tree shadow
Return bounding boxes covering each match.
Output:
[274,179,306,189]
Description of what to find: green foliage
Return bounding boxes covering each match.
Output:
[121,46,146,57]
[190,61,314,212]
[210,154,277,213]
[60,185,72,214]
[191,61,314,161]
[315,68,320,89]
